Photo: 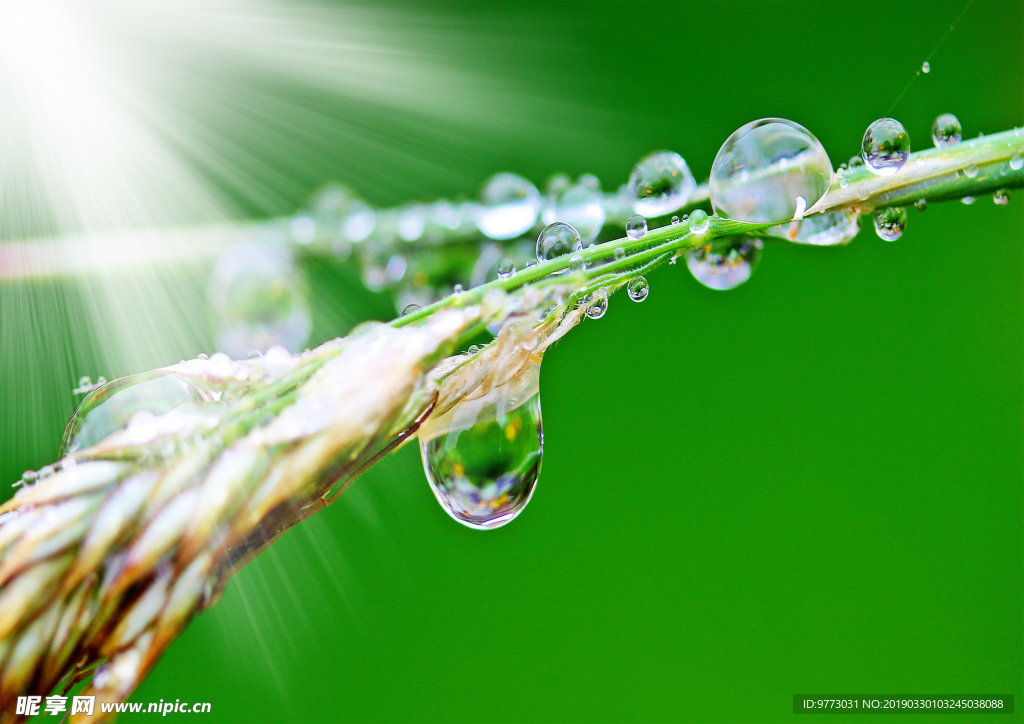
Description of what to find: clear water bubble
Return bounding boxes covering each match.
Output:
[671,215,680,225]
[688,208,709,234]
[419,363,543,530]
[585,292,609,319]
[768,209,860,246]
[961,196,976,205]
[304,183,376,243]
[931,113,961,147]
[60,373,211,455]
[862,118,911,176]
[536,222,582,271]
[474,173,542,240]
[541,182,606,243]
[614,247,626,261]
[964,164,978,179]
[208,243,312,359]
[922,61,930,73]
[1011,152,1023,171]
[628,151,696,217]
[686,237,762,290]
[710,118,833,223]
[915,198,928,211]
[401,303,421,316]
[849,155,865,169]
[873,206,907,241]
[837,167,849,188]
[627,277,649,302]
[569,255,585,272]
[626,215,648,239]
[994,188,1010,205]
[497,258,516,279]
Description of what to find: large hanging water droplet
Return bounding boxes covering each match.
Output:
[628,151,696,217]
[767,209,861,246]
[61,373,212,455]
[541,181,606,244]
[709,118,833,223]
[686,237,762,290]
[862,118,911,176]
[208,243,312,359]
[419,363,543,530]
[474,173,542,240]
[993,188,1010,205]
[536,222,581,271]
[873,207,907,241]
[625,215,647,240]
[931,113,961,147]
[627,277,649,302]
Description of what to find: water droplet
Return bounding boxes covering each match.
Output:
[1010,152,1023,170]
[686,237,762,290]
[497,259,516,279]
[540,181,606,244]
[671,215,680,225]
[710,118,833,223]
[961,196,976,205]
[536,222,582,271]
[994,188,1010,205]
[689,209,709,234]
[613,247,626,261]
[964,164,978,178]
[468,345,480,354]
[61,373,211,455]
[453,284,465,294]
[304,183,376,243]
[578,173,600,191]
[931,113,961,147]
[37,465,55,479]
[915,198,928,211]
[474,173,542,240]
[385,255,407,284]
[77,376,92,390]
[626,215,647,239]
[419,363,543,530]
[401,303,421,316]
[873,207,907,241]
[627,277,649,302]
[197,353,209,360]
[585,291,609,319]
[628,151,696,217]
[922,61,930,73]
[768,209,860,246]
[569,255,585,272]
[849,155,865,169]
[862,118,911,176]
[208,243,311,359]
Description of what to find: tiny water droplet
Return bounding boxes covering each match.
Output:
[862,118,910,176]
[468,345,480,354]
[569,254,585,272]
[849,155,865,168]
[585,292,609,319]
[497,259,516,279]
[1010,152,1023,170]
[537,222,582,271]
[78,376,92,389]
[21,470,39,484]
[710,118,833,223]
[931,113,961,147]
[420,363,542,530]
[671,215,680,225]
[402,303,421,316]
[628,150,697,217]
[921,61,930,73]
[994,188,1010,205]
[964,164,978,178]
[686,237,762,291]
[915,198,928,211]
[453,284,465,294]
[613,247,626,261]
[626,215,647,239]
[474,173,542,240]
[873,207,907,241]
[197,353,209,360]
[627,277,649,302]
[689,209,709,234]
[962,196,976,205]
[38,465,55,479]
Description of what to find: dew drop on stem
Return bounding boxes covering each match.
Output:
[862,118,910,176]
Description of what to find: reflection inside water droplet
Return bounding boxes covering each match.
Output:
[686,237,762,290]
[628,151,696,217]
[862,118,911,176]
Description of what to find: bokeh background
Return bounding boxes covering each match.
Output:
[1,1,1022,722]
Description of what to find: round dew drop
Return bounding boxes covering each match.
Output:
[536,222,582,272]
[922,61,930,73]
[614,247,626,261]
[862,118,911,176]
[915,199,928,211]
[710,118,833,223]
[474,173,542,240]
[962,196,976,205]
[686,237,762,291]
[994,188,1010,205]
[1010,152,1023,171]
[964,164,978,179]
[688,209,709,234]
[401,303,421,316]
[419,363,543,530]
[931,113,961,147]
[627,277,649,302]
[873,207,907,241]
[569,254,585,272]
[625,215,648,239]
[628,151,696,217]
[497,258,516,279]
[585,292,608,319]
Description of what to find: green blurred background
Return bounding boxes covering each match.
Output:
[2,1,1022,721]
